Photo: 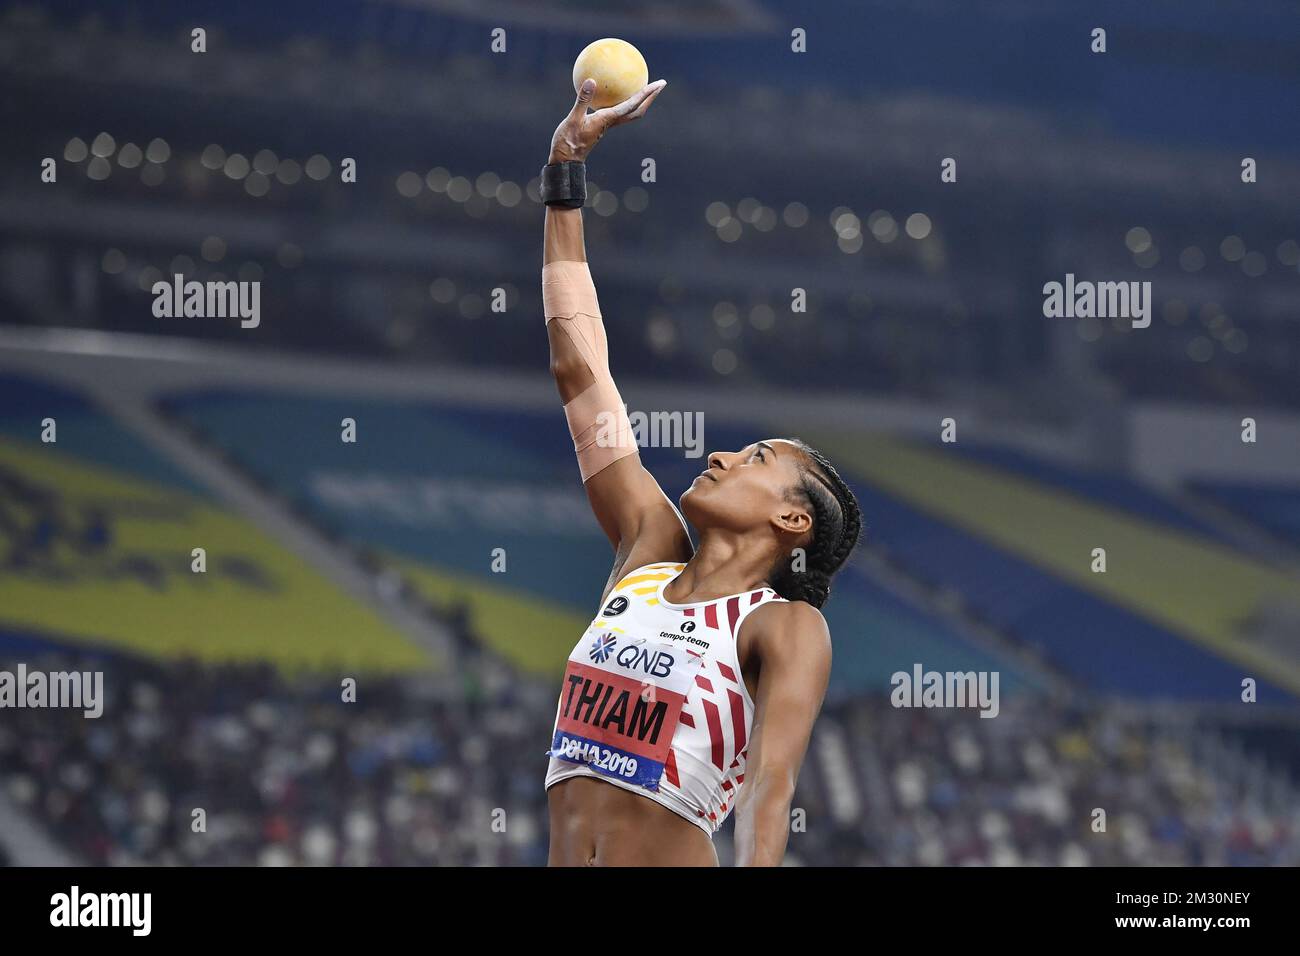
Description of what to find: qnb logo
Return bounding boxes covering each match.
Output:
[601,596,629,617]
[1042,273,1151,329]
[589,633,617,663]
[616,645,675,679]
[50,886,151,936]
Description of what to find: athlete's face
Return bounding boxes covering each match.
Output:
[679,439,813,540]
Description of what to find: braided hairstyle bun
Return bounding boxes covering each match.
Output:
[767,440,862,609]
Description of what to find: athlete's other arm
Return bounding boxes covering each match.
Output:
[543,78,690,592]
[733,602,832,866]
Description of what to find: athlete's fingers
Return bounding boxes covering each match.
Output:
[620,79,667,123]
[568,77,597,120]
[595,79,667,128]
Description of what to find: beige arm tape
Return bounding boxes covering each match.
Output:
[543,260,637,482]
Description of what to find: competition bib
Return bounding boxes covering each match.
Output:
[548,628,697,790]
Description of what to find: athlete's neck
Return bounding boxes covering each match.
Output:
[663,530,773,605]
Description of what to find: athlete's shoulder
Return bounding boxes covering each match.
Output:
[742,598,831,656]
[748,597,827,627]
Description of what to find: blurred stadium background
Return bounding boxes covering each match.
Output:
[1,0,1298,865]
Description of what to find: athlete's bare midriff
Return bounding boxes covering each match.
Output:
[547,777,719,866]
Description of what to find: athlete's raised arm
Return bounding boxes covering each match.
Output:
[542,77,691,592]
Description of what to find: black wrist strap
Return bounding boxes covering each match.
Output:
[540,161,586,208]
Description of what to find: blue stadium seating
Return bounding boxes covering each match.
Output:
[160,388,1041,694]
[848,479,1294,702]
[1189,481,1300,549]
[946,441,1230,545]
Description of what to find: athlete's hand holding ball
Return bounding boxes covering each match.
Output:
[548,38,666,165]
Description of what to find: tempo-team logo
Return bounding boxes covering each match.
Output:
[589,633,617,663]
[681,620,696,633]
[602,596,629,617]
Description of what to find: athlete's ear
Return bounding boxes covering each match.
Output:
[771,504,812,537]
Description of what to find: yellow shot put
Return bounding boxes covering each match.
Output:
[572,38,649,110]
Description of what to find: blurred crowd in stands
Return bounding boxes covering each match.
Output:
[4,3,1299,411]
[4,618,1295,866]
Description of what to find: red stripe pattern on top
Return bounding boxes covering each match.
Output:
[543,563,787,835]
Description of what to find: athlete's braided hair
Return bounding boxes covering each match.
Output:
[767,439,862,609]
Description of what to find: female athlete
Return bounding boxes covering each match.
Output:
[542,78,862,866]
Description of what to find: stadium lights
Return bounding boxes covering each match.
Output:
[252,149,278,175]
[783,202,809,227]
[305,155,331,180]
[201,145,226,170]
[245,173,271,197]
[224,154,250,180]
[905,213,932,240]
[623,187,648,212]
[1125,226,1152,253]
[1219,236,1245,261]
[144,138,170,164]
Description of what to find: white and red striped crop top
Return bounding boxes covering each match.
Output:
[544,562,787,835]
